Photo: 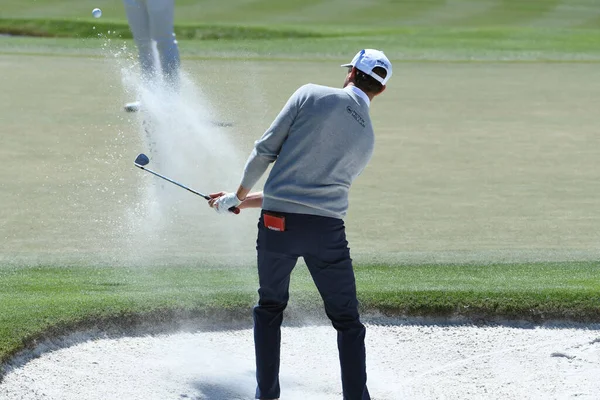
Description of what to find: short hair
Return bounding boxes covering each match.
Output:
[353,66,387,94]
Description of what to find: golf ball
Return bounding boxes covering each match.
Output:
[92,8,102,18]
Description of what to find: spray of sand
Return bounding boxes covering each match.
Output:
[97,38,258,267]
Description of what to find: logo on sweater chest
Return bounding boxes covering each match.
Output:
[346,106,365,127]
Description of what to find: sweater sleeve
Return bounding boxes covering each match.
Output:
[239,85,305,189]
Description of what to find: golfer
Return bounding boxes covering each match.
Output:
[210,49,392,400]
[122,0,180,112]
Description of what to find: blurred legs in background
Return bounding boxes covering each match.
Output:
[122,0,180,112]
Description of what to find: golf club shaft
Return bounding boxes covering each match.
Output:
[135,164,210,199]
[134,164,240,214]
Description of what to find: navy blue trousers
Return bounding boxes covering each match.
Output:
[254,210,370,400]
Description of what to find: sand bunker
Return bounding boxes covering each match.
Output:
[1,321,599,399]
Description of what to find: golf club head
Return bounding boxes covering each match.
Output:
[134,153,150,166]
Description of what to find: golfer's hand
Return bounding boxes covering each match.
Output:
[208,192,225,207]
[209,192,242,214]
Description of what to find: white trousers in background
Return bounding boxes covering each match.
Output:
[123,0,180,87]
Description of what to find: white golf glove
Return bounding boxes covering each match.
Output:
[213,192,242,214]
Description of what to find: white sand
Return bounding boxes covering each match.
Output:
[1,322,599,400]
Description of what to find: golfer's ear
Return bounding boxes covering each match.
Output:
[377,85,386,96]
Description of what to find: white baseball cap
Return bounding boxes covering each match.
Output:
[341,49,393,85]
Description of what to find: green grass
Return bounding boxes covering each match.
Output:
[357,263,600,320]
[3,0,600,62]
[1,262,599,370]
[2,28,600,62]
[0,18,327,40]
[2,0,600,29]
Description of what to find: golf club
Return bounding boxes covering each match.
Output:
[134,153,240,214]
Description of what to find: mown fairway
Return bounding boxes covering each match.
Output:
[1,54,599,265]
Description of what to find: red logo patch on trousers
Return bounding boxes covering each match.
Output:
[264,213,285,231]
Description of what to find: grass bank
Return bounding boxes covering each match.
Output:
[2,30,600,62]
[2,0,600,30]
[1,262,599,370]
[0,18,326,40]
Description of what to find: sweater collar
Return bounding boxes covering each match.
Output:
[344,85,370,107]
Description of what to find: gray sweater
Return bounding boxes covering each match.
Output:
[240,83,374,219]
